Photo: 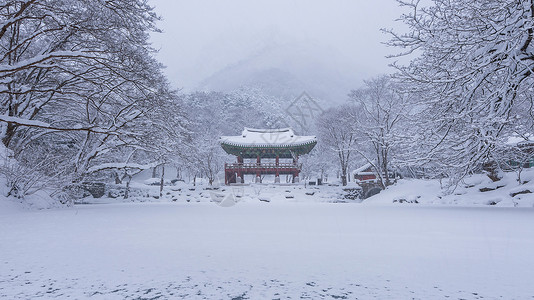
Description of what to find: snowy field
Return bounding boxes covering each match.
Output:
[1,200,534,299]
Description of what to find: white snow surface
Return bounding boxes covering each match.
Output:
[1,194,534,298]
[2,171,534,298]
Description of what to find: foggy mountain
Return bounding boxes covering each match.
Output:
[196,41,369,106]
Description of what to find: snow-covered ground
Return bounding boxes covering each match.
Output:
[1,199,534,299]
[2,170,534,299]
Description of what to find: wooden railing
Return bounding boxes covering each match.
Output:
[225,162,301,170]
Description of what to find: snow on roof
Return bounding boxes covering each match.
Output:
[220,128,316,148]
[352,162,373,175]
[505,134,534,146]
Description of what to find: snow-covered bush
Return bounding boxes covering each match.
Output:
[0,145,50,198]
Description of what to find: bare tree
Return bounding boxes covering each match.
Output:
[386,0,534,182]
[349,76,406,189]
[316,105,359,186]
[300,146,335,184]
[0,0,189,198]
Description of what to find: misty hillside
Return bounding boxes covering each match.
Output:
[197,42,368,105]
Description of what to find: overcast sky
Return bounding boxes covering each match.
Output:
[148,0,406,92]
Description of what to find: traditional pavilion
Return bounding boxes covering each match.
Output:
[220,128,317,184]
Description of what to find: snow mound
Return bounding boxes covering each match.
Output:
[0,143,66,210]
[143,178,161,186]
[364,170,534,207]
[218,193,236,207]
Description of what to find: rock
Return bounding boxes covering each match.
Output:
[479,185,504,192]
[393,198,419,204]
[82,182,105,198]
[510,190,532,197]
[343,188,362,200]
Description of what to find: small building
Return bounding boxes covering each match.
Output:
[220,128,317,184]
[352,162,397,183]
[352,162,397,198]
[352,163,377,182]
[503,139,534,169]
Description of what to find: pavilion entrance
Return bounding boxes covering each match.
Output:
[220,128,317,184]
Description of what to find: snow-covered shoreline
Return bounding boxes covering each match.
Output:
[1,201,533,299]
[2,169,534,298]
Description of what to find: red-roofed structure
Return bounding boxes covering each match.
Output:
[220,128,317,184]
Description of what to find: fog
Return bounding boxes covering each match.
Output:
[149,0,406,104]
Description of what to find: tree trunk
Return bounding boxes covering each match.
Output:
[383,150,390,187]
[208,169,214,185]
[341,168,348,186]
[176,166,181,180]
[123,174,132,199]
[2,123,16,147]
[159,164,165,197]
[113,171,122,184]
[483,161,501,182]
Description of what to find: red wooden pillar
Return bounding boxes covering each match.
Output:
[274,154,280,183]
[224,163,228,185]
[275,155,279,177]
[256,154,261,183]
[236,155,244,183]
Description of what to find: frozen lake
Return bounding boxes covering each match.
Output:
[1,202,533,299]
